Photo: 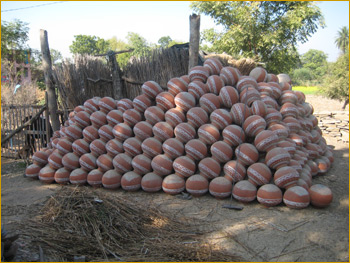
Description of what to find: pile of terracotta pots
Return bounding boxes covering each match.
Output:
[25,58,334,209]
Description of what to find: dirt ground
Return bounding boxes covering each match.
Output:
[1,94,349,262]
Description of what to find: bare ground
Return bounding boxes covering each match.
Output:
[1,95,349,262]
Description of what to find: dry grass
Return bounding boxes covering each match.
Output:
[1,83,41,106]
[204,54,257,76]
[21,186,241,262]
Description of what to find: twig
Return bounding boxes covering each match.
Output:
[86,77,112,84]
[39,245,46,262]
[222,204,244,210]
[229,232,267,261]
[95,49,135,57]
[269,245,315,260]
[121,76,167,90]
[105,247,123,261]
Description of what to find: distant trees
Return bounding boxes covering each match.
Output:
[108,32,152,69]
[334,26,349,54]
[158,36,173,48]
[68,33,150,69]
[68,32,185,69]
[125,32,151,57]
[291,49,328,85]
[69,35,110,55]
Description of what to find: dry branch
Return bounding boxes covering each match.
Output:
[95,49,134,57]
[86,77,112,83]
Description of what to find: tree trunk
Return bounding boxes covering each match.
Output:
[188,14,201,73]
[40,29,60,132]
[342,98,349,110]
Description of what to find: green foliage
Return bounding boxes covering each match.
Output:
[126,32,151,57]
[1,19,30,62]
[320,49,349,102]
[301,49,328,76]
[291,68,314,86]
[108,36,130,69]
[291,49,328,85]
[117,32,152,69]
[69,35,110,55]
[108,36,128,51]
[107,33,152,69]
[191,1,325,73]
[335,26,349,54]
[158,36,172,48]
[50,49,63,65]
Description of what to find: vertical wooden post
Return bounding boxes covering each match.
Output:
[188,13,201,73]
[40,29,60,132]
[107,51,123,100]
[45,92,50,147]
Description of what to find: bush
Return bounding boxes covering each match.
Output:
[320,49,349,108]
[291,68,313,86]
[1,59,43,105]
[1,82,42,105]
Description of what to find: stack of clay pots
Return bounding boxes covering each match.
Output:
[25,58,334,209]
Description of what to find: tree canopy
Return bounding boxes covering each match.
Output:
[335,26,349,54]
[69,35,110,55]
[106,33,152,69]
[301,49,328,78]
[158,36,173,48]
[320,48,349,108]
[191,1,325,73]
[126,32,151,57]
[1,19,30,62]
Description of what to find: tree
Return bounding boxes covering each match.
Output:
[301,49,328,80]
[335,26,349,54]
[320,48,349,109]
[158,36,172,48]
[126,32,151,57]
[50,49,63,65]
[291,68,313,86]
[191,1,325,73]
[108,36,130,69]
[108,36,128,51]
[1,19,30,62]
[69,35,110,55]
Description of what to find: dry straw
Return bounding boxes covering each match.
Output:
[22,186,241,262]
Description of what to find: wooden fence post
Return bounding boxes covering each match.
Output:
[40,29,60,132]
[188,14,201,73]
[107,52,122,100]
[45,91,51,146]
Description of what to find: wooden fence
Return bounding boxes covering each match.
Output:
[122,47,190,99]
[1,104,49,159]
[53,55,115,111]
[52,49,258,111]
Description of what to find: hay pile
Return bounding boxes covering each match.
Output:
[203,54,257,76]
[23,187,240,262]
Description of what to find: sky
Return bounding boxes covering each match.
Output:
[1,1,349,62]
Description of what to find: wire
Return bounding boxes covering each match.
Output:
[1,1,65,13]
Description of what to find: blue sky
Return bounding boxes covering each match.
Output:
[1,1,349,62]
